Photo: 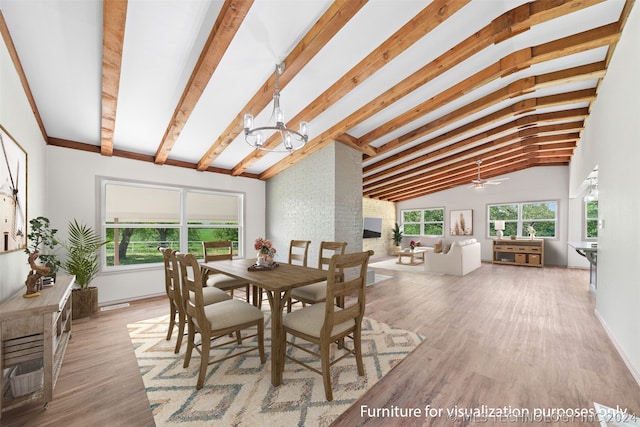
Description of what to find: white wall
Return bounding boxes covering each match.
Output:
[0,27,49,301]
[397,166,570,266]
[45,146,266,304]
[569,3,640,382]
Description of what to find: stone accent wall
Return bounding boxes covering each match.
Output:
[362,197,397,257]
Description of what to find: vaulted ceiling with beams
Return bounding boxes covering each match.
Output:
[0,0,633,202]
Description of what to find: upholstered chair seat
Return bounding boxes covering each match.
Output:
[283,303,355,338]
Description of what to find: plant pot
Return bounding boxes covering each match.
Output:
[72,287,99,319]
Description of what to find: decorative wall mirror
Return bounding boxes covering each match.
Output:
[0,125,27,253]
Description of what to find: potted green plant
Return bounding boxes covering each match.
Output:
[24,216,61,281]
[59,219,109,319]
[391,223,403,249]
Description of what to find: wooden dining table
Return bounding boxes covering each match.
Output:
[200,258,327,386]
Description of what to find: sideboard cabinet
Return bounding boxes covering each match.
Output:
[0,275,74,418]
[492,239,544,267]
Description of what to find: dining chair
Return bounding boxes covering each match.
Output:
[202,240,251,301]
[159,247,231,353]
[288,241,347,310]
[282,250,373,401]
[177,252,266,390]
[289,239,311,266]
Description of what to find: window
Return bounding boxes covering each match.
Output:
[585,200,598,239]
[101,179,243,270]
[401,208,444,236]
[488,201,557,238]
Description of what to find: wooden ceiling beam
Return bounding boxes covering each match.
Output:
[377,149,572,202]
[228,0,468,175]
[48,136,259,179]
[379,159,532,201]
[154,0,253,165]
[259,0,599,180]
[363,86,593,177]
[0,11,48,142]
[195,0,368,172]
[100,0,128,157]
[368,134,579,197]
[364,133,579,197]
[366,148,527,197]
[363,107,586,179]
[365,22,615,154]
[363,121,584,189]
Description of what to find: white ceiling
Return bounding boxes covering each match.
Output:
[0,0,630,201]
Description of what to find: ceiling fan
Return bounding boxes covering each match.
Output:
[470,160,509,189]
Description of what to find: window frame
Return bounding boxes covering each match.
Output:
[487,200,558,239]
[99,177,244,272]
[584,199,598,240]
[400,207,445,237]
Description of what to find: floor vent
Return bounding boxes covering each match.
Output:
[100,302,130,312]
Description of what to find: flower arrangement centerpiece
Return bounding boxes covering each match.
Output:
[409,240,416,250]
[527,225,536,239]
[254,237,277,265]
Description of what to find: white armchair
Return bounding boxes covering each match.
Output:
[424,238,481,276]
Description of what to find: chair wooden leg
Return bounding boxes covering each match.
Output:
[354,327,365,376]
[235,331,242,344]
[258,320,266,363]
[320,342,333,401]
[174,312,185,354]
[196,332,210,390]
[166,302,176,340]
[183,320,195,368]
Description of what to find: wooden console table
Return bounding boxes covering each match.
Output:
[492,239,544,267]
[0,275,74,418]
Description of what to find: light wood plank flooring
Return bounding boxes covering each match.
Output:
[3,261,639,426]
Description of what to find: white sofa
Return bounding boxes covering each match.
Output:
[424,238,481,276]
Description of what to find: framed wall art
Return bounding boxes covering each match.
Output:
[450,209,472,236]
[1,125,27,253]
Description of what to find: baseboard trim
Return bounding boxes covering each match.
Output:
[594,308,640,388]
[99,292,165,308]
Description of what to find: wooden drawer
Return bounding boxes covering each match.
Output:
[2,334,44,367]
[515,253,527,264]
[529,254,541,265]
[2,318,41,341]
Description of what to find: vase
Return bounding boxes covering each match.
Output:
[72,286,99,319]
[257,253,273,266]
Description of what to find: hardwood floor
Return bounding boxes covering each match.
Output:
[3,261,639,426]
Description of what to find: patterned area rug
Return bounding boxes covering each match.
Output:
[128,310,423,426]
